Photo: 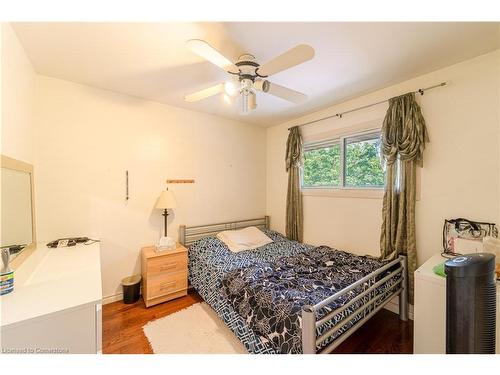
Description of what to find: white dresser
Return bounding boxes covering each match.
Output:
[1,242,102,354]
[414,253,500,353]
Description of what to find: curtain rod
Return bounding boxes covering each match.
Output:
[288,82,448,130]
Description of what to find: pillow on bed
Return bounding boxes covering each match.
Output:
[217,226,273,252]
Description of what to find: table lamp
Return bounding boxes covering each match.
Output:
[155,189,177,251]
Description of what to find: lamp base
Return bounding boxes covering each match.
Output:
[162,209,169,237]
[156,236,176,252]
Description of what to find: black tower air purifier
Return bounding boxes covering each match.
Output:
[445,253,496,354]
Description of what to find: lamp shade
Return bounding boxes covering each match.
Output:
[155,189,177,210]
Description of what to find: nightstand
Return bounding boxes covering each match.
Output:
[141,243,188,307]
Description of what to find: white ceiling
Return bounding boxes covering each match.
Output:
[12,22,500,126]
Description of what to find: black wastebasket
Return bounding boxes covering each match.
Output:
[122,275,141,304]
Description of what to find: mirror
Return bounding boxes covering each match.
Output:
[1,155,36,264]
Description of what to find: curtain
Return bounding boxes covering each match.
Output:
[380,92,429,303]
[285,126,303,242]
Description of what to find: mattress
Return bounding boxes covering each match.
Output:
[188,230,400,354]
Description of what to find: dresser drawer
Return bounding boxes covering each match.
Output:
[147,271,188,299]
[147,252,187,276]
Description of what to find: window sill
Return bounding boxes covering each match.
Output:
[301,188,384,199]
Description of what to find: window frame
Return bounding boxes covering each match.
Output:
[301,129,385,191]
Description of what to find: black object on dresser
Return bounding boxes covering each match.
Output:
[445,253,496,354]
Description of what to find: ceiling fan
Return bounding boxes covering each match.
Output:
[184,39,315,114]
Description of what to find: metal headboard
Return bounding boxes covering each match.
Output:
[179,216,270,247]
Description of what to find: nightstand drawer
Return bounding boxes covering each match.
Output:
[147,252,187,276]
[147,271,187,299]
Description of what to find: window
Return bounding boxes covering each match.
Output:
[344,133,385,188]
[302,131,385,189]
[302,141,341,187]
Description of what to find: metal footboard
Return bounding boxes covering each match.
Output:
[302,255,409,354]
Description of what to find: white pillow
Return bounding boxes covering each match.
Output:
[217,226,273,252]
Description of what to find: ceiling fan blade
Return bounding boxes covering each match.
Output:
[265,81,307,104]
[257,44,315,77]
[186,39,238,73]
[184,83,224,102]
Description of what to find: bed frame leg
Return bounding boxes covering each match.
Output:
[398,255,409,322]
[302,305,317,354]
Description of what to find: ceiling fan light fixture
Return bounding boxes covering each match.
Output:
[254,79,269,93]
[241,93,249,114]
[224,81,239,96]
[248,91,257,110]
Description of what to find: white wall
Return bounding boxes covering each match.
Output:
[267,50,500,265]
[34,76,267,298]
[1,23,36,164]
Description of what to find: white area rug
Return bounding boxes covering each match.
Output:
[142,302,248,354]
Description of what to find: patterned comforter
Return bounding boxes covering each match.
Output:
[221,246,396,353]
[188,230,311,354]
[188,230,399,354]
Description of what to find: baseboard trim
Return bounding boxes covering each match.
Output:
[103,293,124,305]
[103,285,145,305]
[383,296,414,320]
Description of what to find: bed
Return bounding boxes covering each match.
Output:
[181,216,408,354]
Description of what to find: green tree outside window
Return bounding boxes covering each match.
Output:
[302,134,385,188]
[303,145,341,187]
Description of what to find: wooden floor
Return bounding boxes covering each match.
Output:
[103,291,413,354]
